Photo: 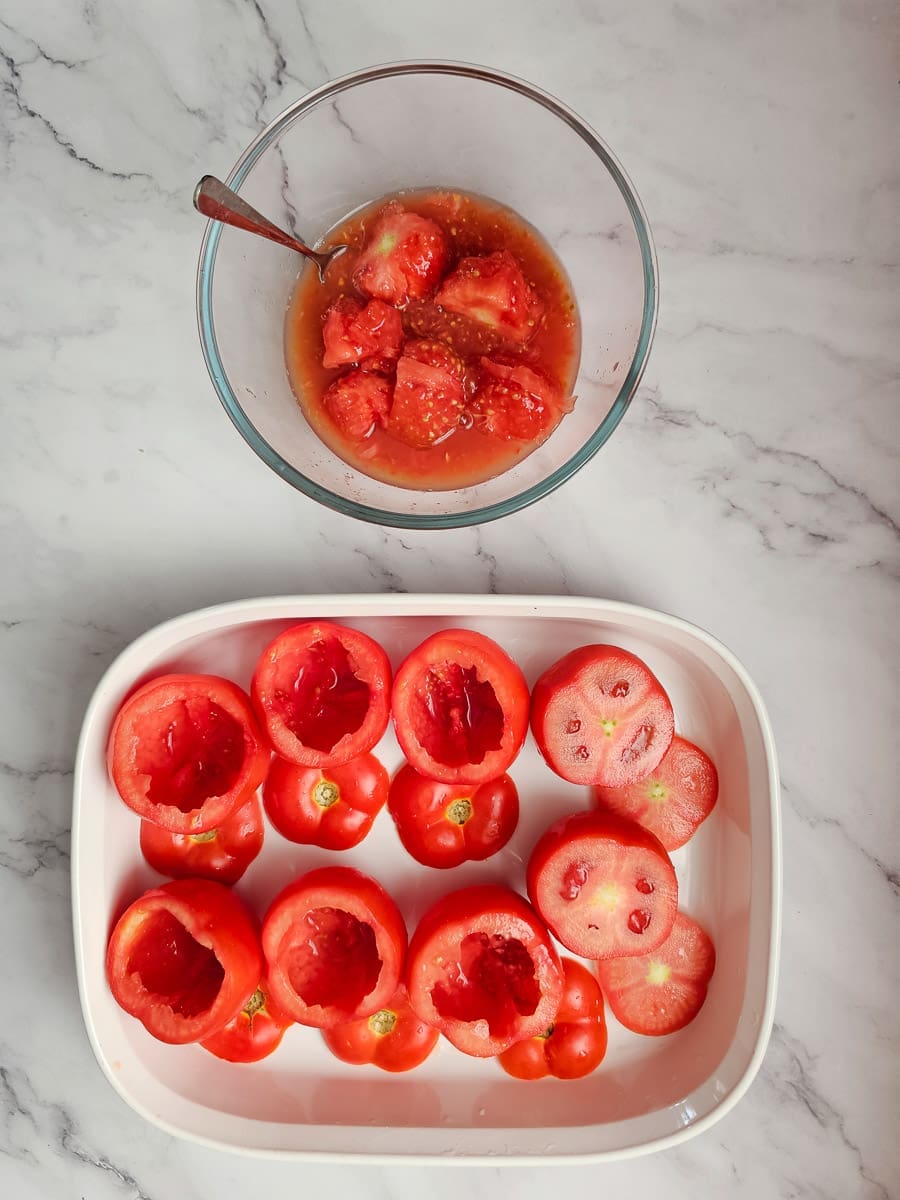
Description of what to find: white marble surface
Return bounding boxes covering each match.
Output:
[1,0,898,1195]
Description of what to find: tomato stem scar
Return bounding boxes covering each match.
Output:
[446,797,473,825]
[189,830,218,844]
[313,779,341,809]
[368,1008,397,1036]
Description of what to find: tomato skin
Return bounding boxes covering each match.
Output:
[251,622,391,769]
[263,752,388,851]
[594,735,718,851]
[391,629,530,785]
[406,884,563,1058]
[321,984,439,1073]
[262,866,407,1029]
[106,878,262,1045]
[596,913,716,1036]
[526,810,678,961]
[388,764,518,869]
[200,977,294,1062]
[498,959,608,1081]
[108,674,271,834]
[530,645,675,788]
[139,793,264,884]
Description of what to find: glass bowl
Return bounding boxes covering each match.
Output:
[196,62,658,529]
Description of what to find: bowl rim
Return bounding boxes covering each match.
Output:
[196,59,659,530]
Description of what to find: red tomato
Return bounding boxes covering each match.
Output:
[530,645,675,787]
[263,752,388,850]
[406,884,563,1057]
[387,354,466,448]
[251,621,391,769]
[596,913,716,1036]
[139,793,264,885]
[497,958,608,1081]
[404,337,465,379]
[436,250,544,345]
[262,866,407,1029]
[321,984,438,1073]
[353,202,449,305]
[388,764,518,869]
[594,735,719,851]
[526,810,678,961]
[200,977,294,1062]
[471,358,562,441]
[106,878,262,1044]
[323,369,392,440]
[391,629,529,785]
[321,296,403,370]
[108,674,271,834]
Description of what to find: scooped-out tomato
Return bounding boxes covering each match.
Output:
[200,977,294,1062]
[263,752,389,851]
[391,629,529,785]
[497,958,608,1081]
[531,645,675,787]
[108,674,271,834]
[251,622,391,769]
[406,884,563,1057]
[527,810,678,961]
[596,913,716,1036]
[262,866,407,1029]
[594,735,718,851]
[321,984,439,1073]
[139,793,264,885]
[388,764,519,869]
[106,878,262,1044]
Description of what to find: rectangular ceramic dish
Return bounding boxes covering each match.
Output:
[72,594,780,1163]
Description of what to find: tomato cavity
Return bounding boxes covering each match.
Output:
[272,638,371,753]
[135,699,245,813]
[126,911,224,1017]
[284,907,380,1012]
[431,933,540,1039]
[414,664,504,767]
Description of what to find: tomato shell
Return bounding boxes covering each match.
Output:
[594,735,718,851]
[530,645,675,787]
[263,752,389,851]
[391,629,529,785]
[321,984,439,1073]
[262,866,407,1029]
[106,878,262,1044]
[388,764,519,869]
[139,792,264,885]
[596,913,716,1036]
[497,958,608,1081]
[200,977,294,1062]
[527,810,678,960]
[405,884,563,1058]
[108,674,270,835]
[251,621,391,769]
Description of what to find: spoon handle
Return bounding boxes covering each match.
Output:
[193,175,314,257]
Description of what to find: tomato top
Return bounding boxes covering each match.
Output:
[108,673,271,834]
[261,865,407,1029]
[251,621,391,768]
[405,884,563,1057]
[105,878,262,1044]
[391,629,529,785]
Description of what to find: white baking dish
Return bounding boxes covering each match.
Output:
[72,594,780,1162]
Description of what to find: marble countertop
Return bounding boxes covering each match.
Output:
[2,0,898,1196]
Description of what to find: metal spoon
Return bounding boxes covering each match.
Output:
[193,175,348,282]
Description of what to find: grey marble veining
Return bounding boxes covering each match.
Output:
[1,0,898,1196]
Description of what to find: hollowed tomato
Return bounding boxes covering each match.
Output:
[139,793,264,884]
[200,976,294,1062]
[321,984,439,1073]
[391,630,529,785]
[251,622,391,769]
[261,866,407,1029]
[108,674,271,834]
[531,645,675,787]
[526,810,678,960]
[405,884,563,1057]
[106,878,262,1044]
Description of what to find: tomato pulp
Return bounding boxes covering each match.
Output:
[406,884,563,1057]
[321,984,439,1073]
[285,189,580,489]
